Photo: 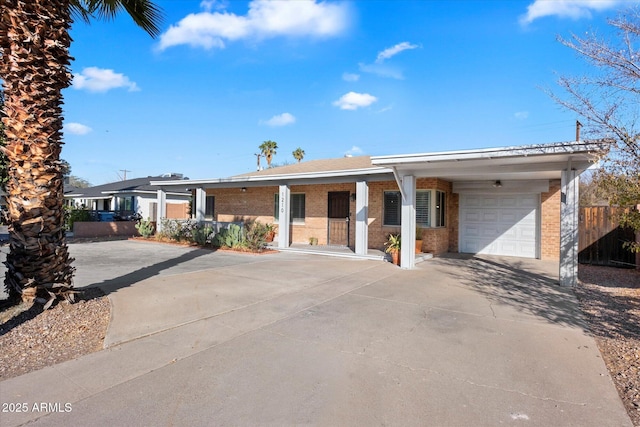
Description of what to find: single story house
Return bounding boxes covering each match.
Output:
[152,140,605,286]
[64,174,191,220]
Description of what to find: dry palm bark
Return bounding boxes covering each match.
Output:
[0,0,75,304]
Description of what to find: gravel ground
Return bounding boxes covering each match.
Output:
[0,263,637,424]
[576,265,640,426]
[0,287,110,381]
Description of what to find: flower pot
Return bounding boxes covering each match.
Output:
[265,231,275,242]
[415,239,423,254]
[391,250,400,266]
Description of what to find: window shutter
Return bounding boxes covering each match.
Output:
[416,191,430,226]
[384,191,401,226]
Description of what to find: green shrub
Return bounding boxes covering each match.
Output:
[158,219,200,242]
[135,218,155,238]
[214,223,245,248]
[245,221,268,251]
[192,224,214,246]
[65,207,91,231]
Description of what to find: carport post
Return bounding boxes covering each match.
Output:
[560,168,579,286]
[156,189,166,233]
[400,175,416,269]
[194,188,206,222]
[355,180,369,255]
[278,184,291,248]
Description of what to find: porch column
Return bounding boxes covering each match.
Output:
[355,180,369,255]
[156,189,166,232]
[400,175,416,269]
[560,168,579,286]
[194,187,206,222]
[278,184,291,248]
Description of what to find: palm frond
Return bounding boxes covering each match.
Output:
[71,0,164,38]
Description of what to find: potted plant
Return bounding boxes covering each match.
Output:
[265,223,277,242]
[384,233,401,266]
[309,236,318,245]
[415,227,424,254]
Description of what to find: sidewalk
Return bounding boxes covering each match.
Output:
[0,242,632,426]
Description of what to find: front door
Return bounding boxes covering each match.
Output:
[328,191,350,246]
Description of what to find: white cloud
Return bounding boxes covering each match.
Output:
[519,0,626,25]
[345,146,363,156]
[359,62,404,80]
[333,92,377,110]
[375,41,419,64]
[159,0,350,50]
[342,72,360,82]
[72,67,139,93]
[514,111,529,120]
[261,112,296,126]
[64,122,93,135]
[200,0,227,12]
[357,41,418,79]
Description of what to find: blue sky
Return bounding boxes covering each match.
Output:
[61,0,637,185]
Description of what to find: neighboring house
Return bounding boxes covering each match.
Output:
[64,174,191,221]
[152,141,605,286]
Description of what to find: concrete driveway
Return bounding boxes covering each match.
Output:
[0,240,632,426]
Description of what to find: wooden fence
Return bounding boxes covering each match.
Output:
[578,206,637,267]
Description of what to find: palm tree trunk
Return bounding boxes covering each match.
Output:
[0,0,75,303]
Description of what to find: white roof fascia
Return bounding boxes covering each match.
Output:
[371,141,606,166]
[65,195,112,200]
[151,166,392,187]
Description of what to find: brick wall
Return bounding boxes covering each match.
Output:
[541,179,561,260]
[449,192,459,252]
[208,179,454,251]
[166,203,190,219]
[73,221,138,238]
[368,178,453,252]
[208,186,278,226]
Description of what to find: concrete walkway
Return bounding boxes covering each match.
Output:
[0,240,632,426]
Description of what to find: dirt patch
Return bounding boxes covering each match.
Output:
[0,287,110,381]
[576,265,640,426]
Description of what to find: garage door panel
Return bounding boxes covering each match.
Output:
[482,211,499,222]
[460,193,539,258]
[499,197,518,208]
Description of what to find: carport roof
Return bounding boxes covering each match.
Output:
[151,140,607,188]
[372,140,606,181]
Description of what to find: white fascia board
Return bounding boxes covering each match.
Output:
[371,141,606,166]
[151,166,392,187]
[65,195,111,200]
[453,180,550,194]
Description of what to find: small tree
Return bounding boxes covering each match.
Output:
[259,140,278,168]
[292,147,305,163]
[550,8,640,252]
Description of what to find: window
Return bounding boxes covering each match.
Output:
[274,193,306,223]
[117,196,134,212]
[435,191,446,227]
[383,191,401,226]
[383,189,446,228]
[416,190,431,227]
[205,195,215,219]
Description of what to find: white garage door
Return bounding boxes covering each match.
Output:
[459,194,539,258]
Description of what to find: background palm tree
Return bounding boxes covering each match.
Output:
[259,140,278,168]
[0,0,163,305]
[292,147,305,163]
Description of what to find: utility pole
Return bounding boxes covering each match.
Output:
[118,169,131,181]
